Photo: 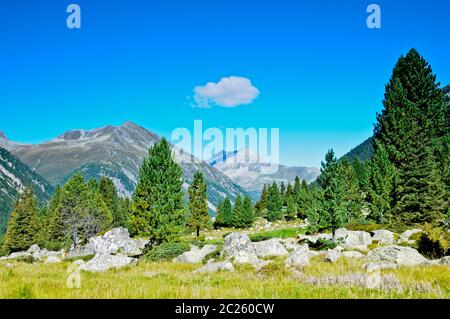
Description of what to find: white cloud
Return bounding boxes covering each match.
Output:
[193,76,260,108]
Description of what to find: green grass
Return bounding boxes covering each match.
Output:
[0,258,448,299]
[249,227,306,242]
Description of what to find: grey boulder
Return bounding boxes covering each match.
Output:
[372,230,395,245]
[174,244,217,264]
[325,247,342,263]
[398,229,422,244]
[222,233,260,265]
[253,239,289,258]
[366,245,427,267]
[334,228,372,250]
[285,244,310,269]
[80,253,137,273]
[194,260,234,274]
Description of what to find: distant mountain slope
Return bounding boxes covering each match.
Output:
[0,122,247,212]
[342,137,374,163]
[209,148,320,200]
[0,144,54,235]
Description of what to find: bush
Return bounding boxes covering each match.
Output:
[417,225,449,259]
[202,247,222,264]
[144,242,191,262]
[308,238,337,251]
[249,228,305,242]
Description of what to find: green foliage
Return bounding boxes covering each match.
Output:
[285,194,297,221]
[187,171,210,237]
[129,138,186,244]
[98,177,129,228]
[232,195,255,228]
[296,179,309,218]
[308,238,337,251]
[214,198,233,228]
[3,188,41,253]
[266,182,283,221]
[346,223,387,232]
[366,141,396,223]
[255,185,269,215]
[374,49,448,227]
[144,242,191,261]
[417,225,449,259]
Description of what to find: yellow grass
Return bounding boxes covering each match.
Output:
[1,257,448,299]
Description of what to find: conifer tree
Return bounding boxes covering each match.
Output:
[286,194,297,221]
[129,138,186,244]
[267,182,283,221]
[366,141,396,223]
[293,177,301,197]
[374,49,448,225]
[241,195,255,228]
[187,171,210,236]
[297,179,309,218]
[255,185,269,215]
[98,177,128,227]
[45,186,67,249]
[232,195,244,227]
[3,188,41,253]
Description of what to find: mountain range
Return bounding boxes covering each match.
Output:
[0,122,248,214]
[209,148,320,200]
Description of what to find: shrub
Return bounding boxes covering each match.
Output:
[202,247,222,264]
[417,225,449,259]
[144,242,191,262]
[309,238,337,251]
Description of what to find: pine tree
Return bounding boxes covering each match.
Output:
[45,186,67,249]
[98,177,128,227]
[232,195,244,228]
[366,141,396,223]
[187,171,210,237]
[374,49,448,226]
[129,138,186,244]
[3,188,41,253]
[286,194,297,221]
[293,177,301,197]
[255,185,269,215]
[241,195,255,228]
[297,179,309,218]
[267,182,283,221]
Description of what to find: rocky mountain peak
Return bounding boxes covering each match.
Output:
[0,130,7,140]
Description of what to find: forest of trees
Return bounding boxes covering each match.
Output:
[1,49,448,255]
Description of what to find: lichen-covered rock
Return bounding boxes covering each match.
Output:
[174,244,217,264]
[80,253,137,273]
[222,233,260,265]
[253,239,288,258]
[334,228,372,250]
[193,260,235,274]
[438,256,450,265]
[366,245,427,267]
[371,230,395,245]
[285,244,310,269]
[87,228,148,256]
[398,229,422,244]
[298,233,333,244]
[27,244,40,254]
[325,247,342,263]
[364,262,398,272]
[0,251,35,263]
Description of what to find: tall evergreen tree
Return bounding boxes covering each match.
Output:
[187,171,210,237]
[293,176,301,197]
[98,177,128,228]
[241,195,255,228]
[215,198,233,228]
[374,49,448,225]
[129,138,186,244]
[3,188,41,253]
[366,141,396,223]
[232,195,244,227]
[267,182,283,221]
[297,179,309,218]
[285,194,297,221]
[255,184,269,215]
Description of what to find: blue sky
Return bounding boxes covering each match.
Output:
[1,0,449,167]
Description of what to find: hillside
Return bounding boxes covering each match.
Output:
[0,122,247,211]
[0,145,54,234]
